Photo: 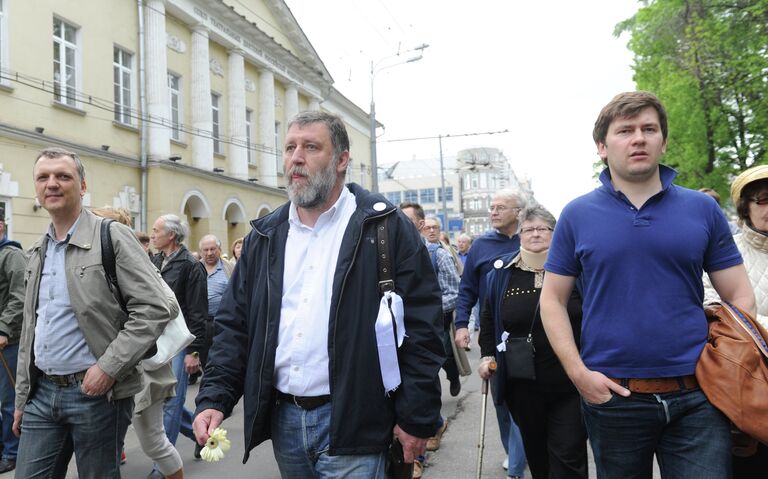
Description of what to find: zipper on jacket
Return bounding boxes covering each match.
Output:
[246,228,271,458]
[329,209,393,450]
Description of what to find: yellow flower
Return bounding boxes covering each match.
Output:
[201,427,231,463]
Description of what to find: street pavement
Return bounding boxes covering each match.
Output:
[12,336,660,478]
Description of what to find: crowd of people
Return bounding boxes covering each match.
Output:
[0,95,764,479]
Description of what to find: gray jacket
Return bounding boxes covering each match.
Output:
[0,240,26,344]
[17,208,173,407]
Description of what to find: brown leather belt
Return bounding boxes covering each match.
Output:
[609,375,698,394]
[276,391,331,411]
[39,369,87,387]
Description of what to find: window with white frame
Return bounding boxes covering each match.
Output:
[438,187,454,202]
[53,17,78,106]
[420,188,435,204]
[211,92,221,154]
[385,191,401,204]
[113,47,133,125]
[246,109,254,165]
[168,73,181,141]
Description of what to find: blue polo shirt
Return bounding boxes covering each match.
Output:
[545,165,742,378]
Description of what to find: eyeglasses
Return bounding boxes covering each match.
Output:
[423,225,441,231]
[488,205,521,213]
[520,226,553,235]
[750,196,768,206]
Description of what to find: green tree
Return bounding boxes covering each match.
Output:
[616,0,768,200]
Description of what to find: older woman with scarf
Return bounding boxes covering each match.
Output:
[703,165,768,476]
[478,205,587,479]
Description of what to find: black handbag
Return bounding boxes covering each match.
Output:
[503,302,539,380]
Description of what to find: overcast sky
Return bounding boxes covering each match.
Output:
[284,0,641,216]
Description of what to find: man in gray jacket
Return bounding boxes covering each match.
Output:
[13,147,173,478]
[0,209,25,473]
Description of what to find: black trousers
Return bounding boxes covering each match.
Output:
[440,312,459,382]
[505,381,588,479]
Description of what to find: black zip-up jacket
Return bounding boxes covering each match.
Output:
[195,183,445,461]
[152,244,208,354]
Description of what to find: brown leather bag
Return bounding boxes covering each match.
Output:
[695,302,768,445]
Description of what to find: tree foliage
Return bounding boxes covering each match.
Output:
[616,0,768,199]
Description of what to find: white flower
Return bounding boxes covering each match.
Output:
[201,427,231,463]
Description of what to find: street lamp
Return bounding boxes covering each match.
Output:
[369,43,429,192]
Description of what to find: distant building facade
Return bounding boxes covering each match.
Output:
[0,0,373,252]
[378,158,461,234]
[457,147,532,235]
[379,147,533,239]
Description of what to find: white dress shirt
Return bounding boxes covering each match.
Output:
[274,186,356,396]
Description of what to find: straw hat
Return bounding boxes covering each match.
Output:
[730,164,768,206]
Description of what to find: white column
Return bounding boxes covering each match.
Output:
[258,68,276,186]
[227,49,248,179]
[145,0,170,160]
[190,25,213,171]
[309,97,321,111]
[285,84,299,123]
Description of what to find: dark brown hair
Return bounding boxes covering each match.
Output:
[736,179,768,226]
[593,91,669,147]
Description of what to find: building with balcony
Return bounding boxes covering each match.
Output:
[0,0,373,252]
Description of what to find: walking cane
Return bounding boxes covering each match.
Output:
[0,350,15,389]
[475,359,496,479]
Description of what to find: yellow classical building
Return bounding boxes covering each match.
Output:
[0,0,373,253]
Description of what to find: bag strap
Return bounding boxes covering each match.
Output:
[376,215,394,294]
[100,219,128,313]
[527,301,541,338]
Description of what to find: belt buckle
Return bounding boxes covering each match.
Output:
[292,395,302,409]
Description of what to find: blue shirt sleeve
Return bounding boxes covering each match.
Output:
[544,204,581,277]
[703,201,743,273]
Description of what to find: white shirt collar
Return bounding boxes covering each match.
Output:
[289,186,352,230]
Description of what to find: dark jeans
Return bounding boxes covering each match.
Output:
[582,387,731,479]
[506,381,587,479]
[0,344,19,461]
[441,312,459,383]
[16,376,134,479]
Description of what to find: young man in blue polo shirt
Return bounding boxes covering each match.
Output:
[540,91,756,478]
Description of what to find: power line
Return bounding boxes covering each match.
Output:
[383,129,510,143]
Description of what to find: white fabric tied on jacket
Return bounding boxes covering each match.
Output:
[375,290,406,394]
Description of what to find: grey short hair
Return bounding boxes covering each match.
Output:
[287,111,350,165]
[198,234,221,249]
[457,233,472,243]
[424,214,443,229]
[518,205,556,233]
[35,146,86,181]
[493,189,526,209]
[159,214,188,245]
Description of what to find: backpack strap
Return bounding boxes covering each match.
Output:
[376,215,394,294]
[100,219,128,313]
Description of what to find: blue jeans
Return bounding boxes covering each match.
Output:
[0,345,19,461]
[162,352,195,445]
[491,378,526,477]
[15,376,133,479]
[271,400,386,478]
[582,388,731,479]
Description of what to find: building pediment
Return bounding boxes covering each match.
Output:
[168,0,332,94]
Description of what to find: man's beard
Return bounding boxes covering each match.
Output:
[287,160,337,209]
